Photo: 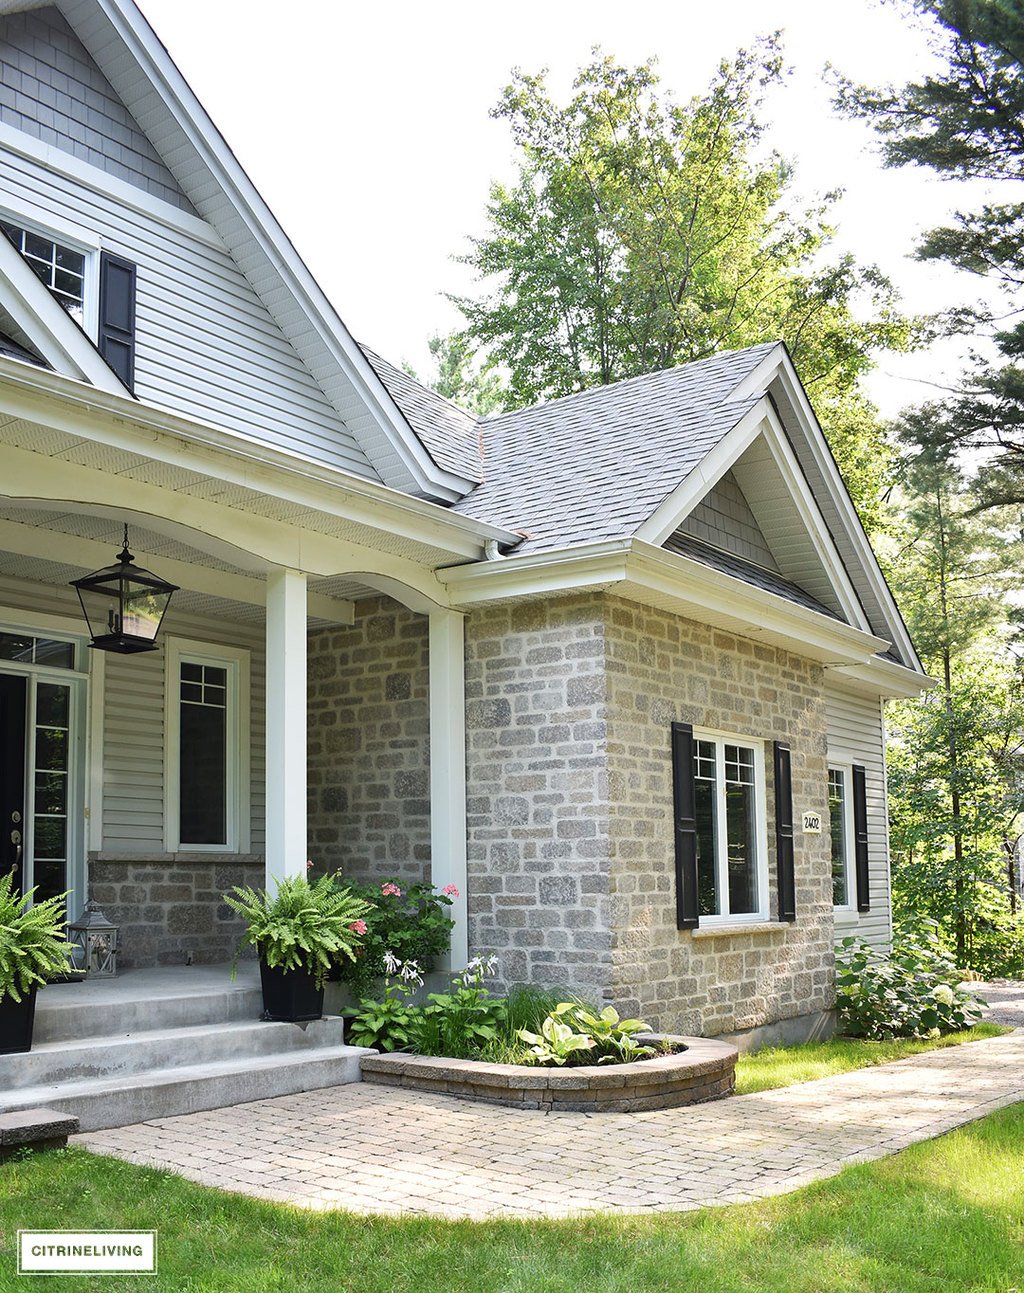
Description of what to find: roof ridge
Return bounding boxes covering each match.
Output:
[480,342,780,426]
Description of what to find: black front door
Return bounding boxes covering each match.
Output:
[0,674,27,893]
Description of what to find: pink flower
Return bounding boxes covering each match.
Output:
[442,884,460,898]
[381,882,402,897]
[349,919,367,935]
[306,860,314,870]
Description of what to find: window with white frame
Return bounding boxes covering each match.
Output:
[693,732,768,920]
[828,766,855,909]
[1,220,86,324]
[165,640,249,853]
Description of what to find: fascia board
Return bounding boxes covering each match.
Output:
[766,351,925,675]
[0,356,518,560]
[0,232,126,393]
[757,402,872,632]
[628,542,891,664]
[822,659,938,701]
[723,342,786,403]
[440,541,633,604]
[86,0,474,503]
[634,399,769,546]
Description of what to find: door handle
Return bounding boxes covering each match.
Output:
[10,829,21,874]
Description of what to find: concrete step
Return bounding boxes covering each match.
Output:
[0,1017,348,1090]
[0,1045,367,1132]
[34,966,262,1044]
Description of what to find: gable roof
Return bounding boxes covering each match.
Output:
[9,0,477,501]
[453,345,775,547]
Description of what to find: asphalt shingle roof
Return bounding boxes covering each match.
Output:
[452,344,777,553]
[360,346,483,483]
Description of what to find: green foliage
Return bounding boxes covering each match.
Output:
[343,956,424,1052]
[450,44,919,531]
[330,878,455,998]
[407,332,506,415]
[517,1013,596,1066]
[0,873,73,1003]
[411,958,507,1059]
[836,923,985,1040]
[223,873,371,988]
[836,1,1024,508]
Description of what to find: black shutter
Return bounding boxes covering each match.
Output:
[671,722,699,929]
[774,740,796,922]
[98,252,136,391]
[852,764,870,912]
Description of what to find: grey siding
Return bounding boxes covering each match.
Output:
[825,687,892,949]
[0,6,192,212]
[0,149,381,478]
[679,470,779,571]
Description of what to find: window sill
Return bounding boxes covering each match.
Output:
[834,911,860,927]
[690,921,784,938]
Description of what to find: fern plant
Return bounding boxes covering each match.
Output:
[0,873,74,1003]
[224,873,371,987]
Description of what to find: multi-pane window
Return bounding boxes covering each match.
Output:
[33,682,71,905]
[1,220,86,324]
[694,735,765,920]
[829,767,853,908]
[166,640,249,853]
[0,633,75,669]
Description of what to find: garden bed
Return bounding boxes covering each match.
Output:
[360,1034,738,1111]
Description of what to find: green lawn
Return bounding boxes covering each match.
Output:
[2,1098,1024,1292]
[734,1022,1009,1094]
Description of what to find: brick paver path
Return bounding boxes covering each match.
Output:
[75,1028,1024,1219]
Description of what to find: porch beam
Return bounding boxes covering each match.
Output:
[0,519,355,625]
[428,609,468,968]
[265,567,308,886]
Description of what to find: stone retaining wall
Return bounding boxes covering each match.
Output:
[360,1035,737,1112]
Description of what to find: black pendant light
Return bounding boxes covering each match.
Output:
[70,524,179,654]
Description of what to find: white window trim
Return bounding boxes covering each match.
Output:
[694,726,770,925]
[164,637,250,854]
[829,761,858,919]
[0,202,100,339]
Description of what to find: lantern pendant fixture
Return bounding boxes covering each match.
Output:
[70,524,179,654]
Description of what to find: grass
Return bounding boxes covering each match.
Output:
[1,1100,1023,1291]
[734,1022,1009,1094]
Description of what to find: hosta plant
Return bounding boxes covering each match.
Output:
[410,956,507,1059]
[518,1014,596,1066]
[224,873,371,988]
[344,954,424,1051]
[561,1004,656,1063]
[0,873,74,1002]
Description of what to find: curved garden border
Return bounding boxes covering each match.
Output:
[359,1034,738,1111]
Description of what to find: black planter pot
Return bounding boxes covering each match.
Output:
[0,985,38,1055]
[259,960,324,1022]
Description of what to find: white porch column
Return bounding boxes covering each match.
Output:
[429,609,468,968]
[265,567,307,886]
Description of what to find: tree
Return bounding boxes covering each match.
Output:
[448,44,918,530]
[835,0,1024,506]
[415,332,506,416]
[882,451,1024,969]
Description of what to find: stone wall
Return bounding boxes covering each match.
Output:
[307,598,432,888]
[604,597,835,1036]
[87,855,263,968]
[463,595,613,1000]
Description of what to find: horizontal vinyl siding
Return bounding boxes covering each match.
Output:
[826,687,892,949]
[102,605,266,856]
[0,148,381,480]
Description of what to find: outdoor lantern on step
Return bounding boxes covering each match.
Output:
[68,901,119,978]
[70,524,179,654]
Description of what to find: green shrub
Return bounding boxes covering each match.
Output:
[224,873,371,987]
[330,878,455,997]
[343,953,424,1051]
[0,873,74,1002]
[410,957,507,1059]
[836,922,985,1041]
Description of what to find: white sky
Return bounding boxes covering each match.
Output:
[141,0,1010,418]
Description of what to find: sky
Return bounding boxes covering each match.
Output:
[140,0,1010,419]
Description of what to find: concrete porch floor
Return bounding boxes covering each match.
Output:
[41,962,257,1007]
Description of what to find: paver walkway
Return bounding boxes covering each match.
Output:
[76,1027,1024,1219]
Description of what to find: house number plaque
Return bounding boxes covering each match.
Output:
[801,811,822,834]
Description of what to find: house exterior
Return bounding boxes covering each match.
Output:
[0,0,929,1044]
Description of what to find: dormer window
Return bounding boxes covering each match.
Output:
[1,220,86,325]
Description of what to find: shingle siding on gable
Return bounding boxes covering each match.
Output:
[678,470,779,571]
[0,6,194,213]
